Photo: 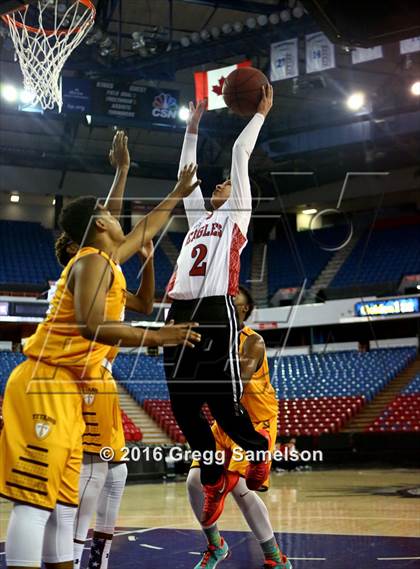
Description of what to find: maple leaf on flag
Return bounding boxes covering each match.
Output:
[212,76,226,96]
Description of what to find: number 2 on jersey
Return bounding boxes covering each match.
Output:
[189,244,208,277]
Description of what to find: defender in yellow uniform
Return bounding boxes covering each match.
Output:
[188,286,292,569]
[0,154,201,569]
[53,135,156,569]
[207,324,278,490]
[0,246,126,512]
[190,325,277,490]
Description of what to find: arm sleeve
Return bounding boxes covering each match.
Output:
[228,113,265,236]
[179,132,206,228]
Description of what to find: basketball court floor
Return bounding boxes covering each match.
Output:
[1,468,419,568]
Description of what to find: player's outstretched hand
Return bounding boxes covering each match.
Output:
[109,130,130,170]
[257,84,273,117]
[173,163,201,198]
[187,99,206,133]
[157,320,201,348]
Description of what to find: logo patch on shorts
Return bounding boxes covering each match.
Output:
[33,414,56,440]
[83,389,97,406]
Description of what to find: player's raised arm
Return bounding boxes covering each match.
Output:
[104,130,130,220]
[180,100,207,227]
[116,163,201,264]
[229,84,273,236]
[71,253,201,348]
[125,240,155,315]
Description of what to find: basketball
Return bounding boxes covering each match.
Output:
[222,67,269,116]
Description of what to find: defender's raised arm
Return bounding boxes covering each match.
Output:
[117,163,201,264]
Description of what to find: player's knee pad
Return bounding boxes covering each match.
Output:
[43,504,77,563]
[186,467,202,492]
[6,504,51,567]
[110,461,128,485]
[186,467,205,521]
[79,454,109,492]
[74,456,109,541]
[95,462,128,534]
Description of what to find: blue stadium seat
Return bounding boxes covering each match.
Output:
[0,220,176,293]
[0,220,61,285]
[0,347,415,437]
[332,223,420,288]
[266,226,341,297]
[269,347,416,402]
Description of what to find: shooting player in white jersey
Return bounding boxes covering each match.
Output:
[164,85,273,528]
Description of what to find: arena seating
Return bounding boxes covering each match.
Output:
[114,347,416,440]
[271,348,415,400]
[273,348,416,436]
[366,372,420,433]
[0,220,255,295]
[0,220,61,285]
[0,351,25,393]
[1,347,415,440]
[121,410,142,442]
[113,354,169,402]
[0,219,175,293]
[2,219,420,300]
[0,351,142,442]
[122,247,173,294]
[332,223,420,288]
[267,226,342,297]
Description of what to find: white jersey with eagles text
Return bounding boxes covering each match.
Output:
[167,113,265,300]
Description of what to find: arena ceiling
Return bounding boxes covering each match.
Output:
[1,0,420,212]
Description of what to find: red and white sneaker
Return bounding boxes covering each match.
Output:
[263,555,293,568]
[245,429,271,491]
[201,471,239,528]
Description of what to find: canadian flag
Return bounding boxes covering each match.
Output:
[194,60,252,111]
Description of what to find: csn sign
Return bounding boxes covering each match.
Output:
[152,92,179,119]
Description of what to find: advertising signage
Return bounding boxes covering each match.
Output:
[62,78,180,125]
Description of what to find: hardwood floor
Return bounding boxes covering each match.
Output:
[2,468,419,540]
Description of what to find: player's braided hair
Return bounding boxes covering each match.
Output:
[55,232,74,267]
[58,196,99,246]
[238,284,255,321]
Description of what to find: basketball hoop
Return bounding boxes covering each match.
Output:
[2,0,95,111]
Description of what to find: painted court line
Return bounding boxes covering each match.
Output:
[377,557,420,561]
[289,558,326,561]
[114,525,180,538]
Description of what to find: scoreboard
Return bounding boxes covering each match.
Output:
[354,297,420,317]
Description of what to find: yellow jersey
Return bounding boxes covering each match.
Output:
[24,247,127,378]
[239,326,278,423]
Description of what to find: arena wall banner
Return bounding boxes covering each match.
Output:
[400,36,420,54]
[62,78,180,125]
[92,81,180,123]
[62,78,92,113]
[306,32,335,74]
[270,38,299,82]
[351,45,383,64]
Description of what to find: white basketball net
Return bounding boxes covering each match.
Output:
[3,0,95,111]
